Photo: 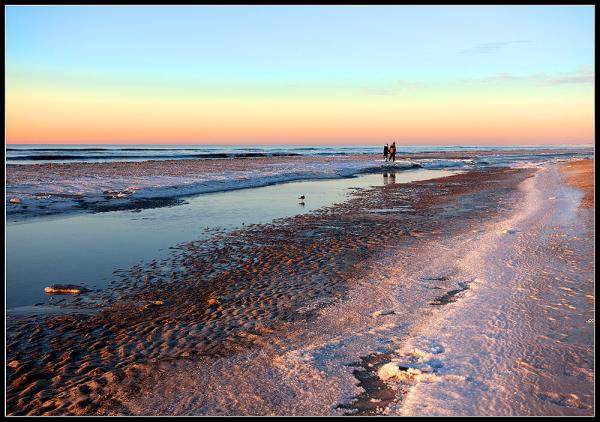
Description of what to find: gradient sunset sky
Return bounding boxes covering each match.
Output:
[6,5,595,145]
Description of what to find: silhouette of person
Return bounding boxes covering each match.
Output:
[389,142,396,162]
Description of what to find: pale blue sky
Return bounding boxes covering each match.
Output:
[6,5,595,83]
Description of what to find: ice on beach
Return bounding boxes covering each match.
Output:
[378,362,409,381]
[5,156,469,219]
[377,362,440,383]
[410,348,436,362]
[377,343,449,384]
[415,159,475,169]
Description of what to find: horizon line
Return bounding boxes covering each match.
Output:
[5,142,595,147]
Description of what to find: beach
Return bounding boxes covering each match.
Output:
[559,159,595,209]
[6,3,595,416]
[5,152,595,416]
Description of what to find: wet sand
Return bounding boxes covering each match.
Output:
[125,161,593,416]
[6,165,534,415]
[6,158,594,416]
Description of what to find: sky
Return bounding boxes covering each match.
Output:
[5,5,595,145]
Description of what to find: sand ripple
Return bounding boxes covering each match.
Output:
[6,168,534,415]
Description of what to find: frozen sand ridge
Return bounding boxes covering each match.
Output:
[389,165,594,416]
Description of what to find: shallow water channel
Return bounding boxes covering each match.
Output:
[6,169,458,309]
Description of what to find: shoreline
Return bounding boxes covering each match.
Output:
[6,148,593,221]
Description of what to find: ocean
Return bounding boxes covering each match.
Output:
[6,144,593,165]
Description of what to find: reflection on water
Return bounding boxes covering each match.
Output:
[383,173,396,185]
[6,169,458,309]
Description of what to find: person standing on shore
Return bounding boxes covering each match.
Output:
[389,142,396,162]
[383,144,389,161]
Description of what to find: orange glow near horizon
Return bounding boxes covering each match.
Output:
[5,83,595,146]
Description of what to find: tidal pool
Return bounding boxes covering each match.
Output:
[6,169,458,309]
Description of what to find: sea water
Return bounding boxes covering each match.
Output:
[6,144,592,164]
